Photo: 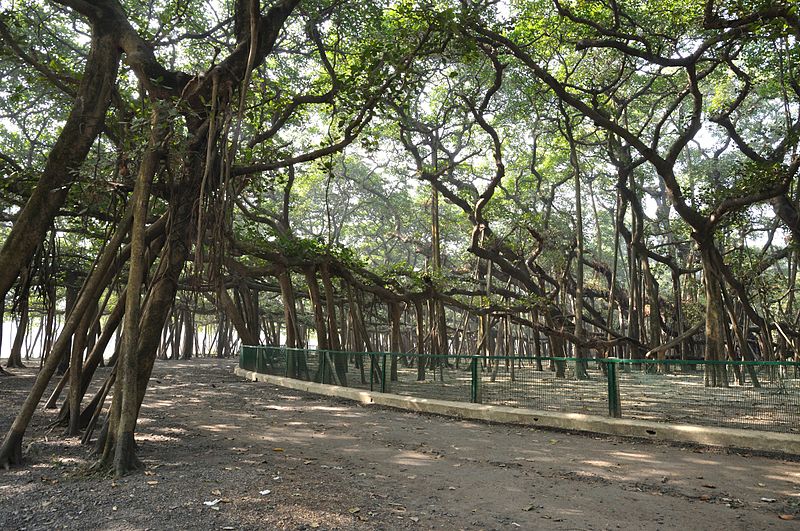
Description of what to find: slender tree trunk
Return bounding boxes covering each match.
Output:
[102,108,161,476]
[57,276,81,376]
[414,300,426,381]
[53,292,127,425]
[389,301,402,386]
[304,266,332,383]
[217,287,258,345]
[181,309,194,360]
[68,298,96,435]
[7,269,30,369]
[320,262,347,386]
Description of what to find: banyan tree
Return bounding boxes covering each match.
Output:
[1,0,799,475]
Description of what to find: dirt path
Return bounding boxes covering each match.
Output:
[1,358,799,530]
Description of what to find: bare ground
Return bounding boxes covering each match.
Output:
[1,358,799,531]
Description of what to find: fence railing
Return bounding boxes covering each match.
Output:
[240,345,800,434]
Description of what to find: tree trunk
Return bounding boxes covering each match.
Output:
[0,28,120,303]
[320,262,347,386]
[304,266,332,383]
[414,300,426,381]
[181,309,194,360]
[699,242,729,387]
[389,301,403,386]
[564,112,589,379]
[217,286,259,345]
[68,298,96,435]
[100,108,161,476]
[7,268,30,369]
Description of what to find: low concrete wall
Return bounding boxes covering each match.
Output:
[234,367,800,455]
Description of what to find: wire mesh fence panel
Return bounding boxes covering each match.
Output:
[614,360,800,433]
[479,357,610,416]
[240,345,257,371]
[255,346,286,376]
[339,352,372,391]
[384,355,474,403]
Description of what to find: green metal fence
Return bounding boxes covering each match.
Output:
[240,345,800,434]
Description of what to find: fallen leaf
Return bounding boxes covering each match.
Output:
[699,495,711,501]
[147,481,158,486]
[349,507,361,514]
[211,489,221,496]
[523,505,535,511]
[203,499,221,507]
[778,515,795,521]
[760,498,777,503]
[273,448,284,452]
[409,516,419,523]
[702,484,716,489]
[260,489,271,496]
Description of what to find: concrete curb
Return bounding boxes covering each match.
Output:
[234,367,800,455]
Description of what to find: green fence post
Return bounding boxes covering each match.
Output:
[381,353,387,393]
[606,358,622,418]
[284,347,289,378]
[369,354,375,392]
[471,356,479,403]
[320,350,327,384]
